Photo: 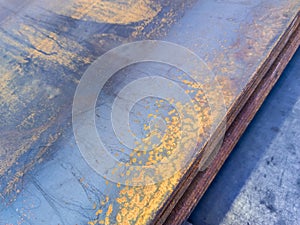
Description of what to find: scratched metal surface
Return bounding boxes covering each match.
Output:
[0,0,299,224]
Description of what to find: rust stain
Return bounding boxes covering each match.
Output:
[87,1,300,225]
[1,0,299,224]
[0,70,20,113]
[89,73,221,224]
[16,24,90,69]
[54,0,161,24]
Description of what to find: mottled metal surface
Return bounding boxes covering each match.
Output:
[0,0,299,224]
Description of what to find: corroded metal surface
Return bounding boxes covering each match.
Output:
[0,0,299,224]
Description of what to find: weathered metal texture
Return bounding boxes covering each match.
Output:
[0,0,299,224]
[166,18,300,225]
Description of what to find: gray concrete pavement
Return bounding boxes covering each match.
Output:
[189,47,300,225]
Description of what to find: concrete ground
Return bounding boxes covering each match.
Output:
[189,47,300,225]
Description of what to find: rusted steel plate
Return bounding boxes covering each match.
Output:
[164,20,300,225]
[0,0,299,224]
